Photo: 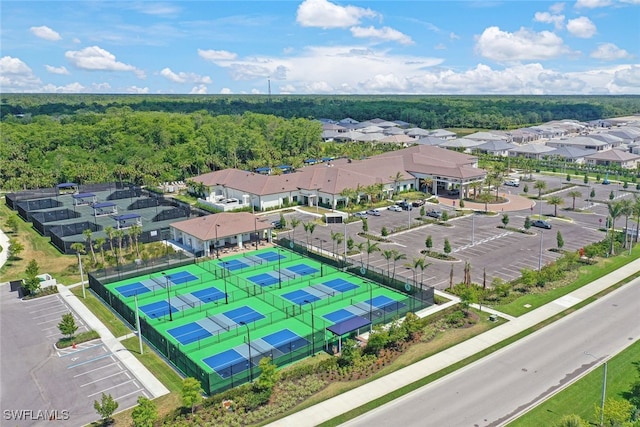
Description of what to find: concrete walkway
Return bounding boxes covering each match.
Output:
[438,193,536,213]
[57,284,170,398]
[269,257,640,427]
[0,227,10,269]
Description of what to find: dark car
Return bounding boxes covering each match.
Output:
[531,219,552,229]
[398,201,413,211]
[411,199,425,207]
[271,220,282,229]
[447,189,460,196]
[426,209,442,219]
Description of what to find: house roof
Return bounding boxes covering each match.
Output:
[429,129,456,137]
[546,146,596,159]
[413,136,446,146]
[171,212,272,241]
[508,144,556,154]
[464,131,508,141]
[474,140,516,152]
[585,150,640,161]
[548,136,609,147]
[380,134,416,144]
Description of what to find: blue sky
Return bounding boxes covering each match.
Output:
[1,0,638,94]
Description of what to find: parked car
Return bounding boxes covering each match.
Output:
[271,220,282,229]
[531,219,552,229]
[397,201,413,211]
[447,189,460,196]
[504,179,520,187]
[426,209,442,219]
[388,205,402,212]
[411,199,425,207]
[366,209,381,216]
[354,211,368,218]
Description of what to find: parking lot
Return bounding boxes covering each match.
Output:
[1,286,150,427]
[264,172,636,290]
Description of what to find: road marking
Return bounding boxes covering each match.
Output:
[114,389,145,401]
[81,371,128,387]
[73,361,119,378]
[68,353,113,369]
[87,379,136,398]
[59,343,104,357]
[33,308,69,319]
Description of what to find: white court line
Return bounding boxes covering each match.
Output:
[87,379,136,398]
[81,371,128,387]
[73,361,119,378]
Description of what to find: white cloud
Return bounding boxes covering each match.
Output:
[65,46,145,78]
[475,26,570,62]
[160,67,212,84]
[29,25,61,41]
[92,82,111,91]
[449,32,460,40]
[612,65,640,89]
[590,43,632,60]
[131,3,181,16]
[566,16,597,38]
[41,82,86,93]
[575,0,611,8]
[549,3,565,14]
[350,26,414,45]
[45,65,70,75]
[296,0,377,29]
[189,84,208,94]
[198,49,237,61]
[220,88,233,94]
[0,56,42,91]
[534,12,565,30]
[126,86,149,94]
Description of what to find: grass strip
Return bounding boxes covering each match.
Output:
[119,336,184,393]
[71,286,132,337]
[318,271,638,427]
[56,330,100,348]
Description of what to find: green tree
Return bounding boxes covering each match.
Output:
[364,239,380,269]
[94,393,118,425]
[524,216,532,230]
[556,231,564,249]
[254,357,280,392]
[443,238,451,255]
[23,259,41,295]
[83,228,97,264]
[523,183,529,194]
[425,235,433,251]
[590,188,596,199]
[609,190,615,200]
[58,312,78,339]
[594,398,633,427]
[553,414,588,427]
[181,377,203,414]
[361,217,368,233]
[347,236,354,252]
[567,190,582,210]
[381,226,389,236]
[607,201,624,255]
[131,396,158,427]
[534,180,547,198]
[441,210,449,222]
[420,205,425,217]
[566,173,571,182]
[459,199,465,208]
[391,249,406,280]
[619,198,633,249]
[279,212,287,229]
[584,174,589,184]
[8,238,24,260]
[501,213,509,227]
[546,195,564,217]
[290,217,300,242]
[4,214,19,234]
[478,192,493,212]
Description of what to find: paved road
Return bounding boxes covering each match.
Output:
[341,278,640,427]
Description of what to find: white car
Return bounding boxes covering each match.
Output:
[366,209,381,216]
[388,205,402,212]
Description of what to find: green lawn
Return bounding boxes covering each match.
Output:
[508,339,640,426]
[71,286,132,338]
[120,336,184,393]
[493,246,640,317]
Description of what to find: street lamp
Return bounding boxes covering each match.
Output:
[538,230,544,272]
[222,262,229,304]
[343,220,348,270]
[303,300,315,356]
[240,321,253,382]
[364,281,373,322]
[277,246,282,289]
[77,251,86,299]
[161,272,173,321]
[471,213,475,245]
[585,351,607,427]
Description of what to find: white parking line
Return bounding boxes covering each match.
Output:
[87,379,136,398]
[37,317,65,325]
[81,371,128,387]
[73,361,120,378]
[29,302,63,313]
[114,389,145,401]
[32,308,69,319]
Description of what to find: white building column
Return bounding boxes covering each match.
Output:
[237,233,244,249]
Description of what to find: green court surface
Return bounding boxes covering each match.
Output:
[100,247,418,393]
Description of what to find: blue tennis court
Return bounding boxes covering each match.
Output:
[115,282,150,297]
[367,295,405,312]
[287,264,319,276]
[191,287,225,303]
[168,322,212,345]
[247,272,279,286]
[220,259,249,271]
[204,349,250,378]
[282,289,319,305]
[256,251,285,262]
[224,305,265,324]
[262,329,309,354]
[140,300,179,319]
[323,308,357,324]
[323,278,359,293]
[167,271,198,285]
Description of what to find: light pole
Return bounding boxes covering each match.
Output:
[343,220,348,269]
[277,246,282,289]
[538,230,544,272]
[161,272,173,321]
[471,213,475,245]
[77,252,86,299]
[585,351,607,427]
[240,322,253,382]
[134,293,143,354]
[222,262,229,304]
[303,300,315,356]
[364,282,373,322]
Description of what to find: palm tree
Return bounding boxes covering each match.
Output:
[633,195,640,244]
[83,229,97,264]
[391,250,406,280]
[607,201,624,255]
[546,195,564,217]
[94,237,107,265]
[382,250,394,278]
[364,239,380,270]
[114,229,125,264]
[567,190,582,210]
[70,242,86,282]
[478,192,493,212]
[330,231,343,259]
[469,181,482,199]
[390,171,403,196]
[534,180,547,199]
[128,224,143,258]
[104,226,116,258]
[290,217,301,243]
[355,242,365,266]
[619,199,633,248]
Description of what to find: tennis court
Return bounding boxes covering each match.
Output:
[93,245,430,395]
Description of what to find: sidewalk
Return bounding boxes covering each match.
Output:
[0,228,10,269]
[57,284,170,399]
[269,257,640,427]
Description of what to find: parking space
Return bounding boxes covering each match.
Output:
[0,286,150,427]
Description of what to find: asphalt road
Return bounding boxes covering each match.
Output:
[341,278,640,427]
